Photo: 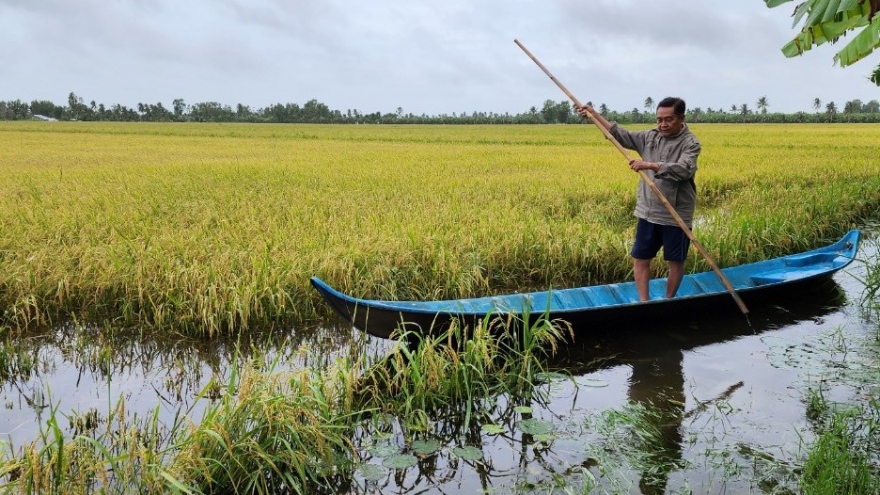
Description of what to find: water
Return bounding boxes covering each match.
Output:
[533,285,857,494]
[343,281,872,495]
[1,231,878,494]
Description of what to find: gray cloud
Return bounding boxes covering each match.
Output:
[0,0,876,115]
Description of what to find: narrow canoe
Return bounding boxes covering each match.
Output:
[311,230,861,339]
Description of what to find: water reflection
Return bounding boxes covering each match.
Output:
[627,348,685,495]
[0,320,382,445]
[550,280,847,373]
[541,280,847,494]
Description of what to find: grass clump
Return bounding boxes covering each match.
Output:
[356,313,570,427]
[800,390,880,495]
[174,360,362,495]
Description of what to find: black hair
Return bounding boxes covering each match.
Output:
[657,97,686,117]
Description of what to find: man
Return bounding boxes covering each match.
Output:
[577,97,700,301]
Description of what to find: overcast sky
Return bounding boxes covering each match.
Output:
[2,0,878,116]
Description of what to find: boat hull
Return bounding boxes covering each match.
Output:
[311,230,860,340]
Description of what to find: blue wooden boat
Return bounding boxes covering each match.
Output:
[311,230,861,339]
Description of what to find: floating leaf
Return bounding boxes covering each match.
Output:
[576,377,609,388]
[358,463,386,482]
[383,454,418,469]
[535,371,568,383]
[517,418,554,435]
[514,406,533,414]
[452,445,483,461]
[480,423,505,435]
[532,433,556,443]
[369,444,399,458]
[411,439,440,455]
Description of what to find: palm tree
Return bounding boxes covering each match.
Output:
[644,97,654,113]
[826,101,837,122]
[813,98,821,115]
[757,96,769,114]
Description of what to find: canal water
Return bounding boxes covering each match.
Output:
[1,229,878,494]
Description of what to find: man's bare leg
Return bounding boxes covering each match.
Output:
[666,260,685,298]
[634,258,652,301]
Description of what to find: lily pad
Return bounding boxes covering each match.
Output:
[514,405,533,414]
[382,454,418,469]
[480,423,505,435]
[369,443,400,458]
[411,439,441,455]
[452,445,483,461]
[358,463,386,482]
[517,418,554,435]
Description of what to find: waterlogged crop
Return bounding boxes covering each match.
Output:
[0,122,878,335]
[0,314,567,494]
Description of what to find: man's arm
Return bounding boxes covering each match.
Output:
[578,104,643,154]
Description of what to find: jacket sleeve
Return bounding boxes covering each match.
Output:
[656,138,699,182]
[609,123,646,154]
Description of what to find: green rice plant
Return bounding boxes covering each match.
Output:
[354,313,567,427]
[171,352,362,495]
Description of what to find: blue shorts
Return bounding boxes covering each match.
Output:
[631,218,690,262]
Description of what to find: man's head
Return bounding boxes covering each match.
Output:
[656,97,686,137]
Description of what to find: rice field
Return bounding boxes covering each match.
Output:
[1,122,878,335]
[2,121,880,494]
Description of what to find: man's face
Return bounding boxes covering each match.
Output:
[656,106,684,137]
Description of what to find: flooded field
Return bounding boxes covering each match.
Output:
[2,230,877,494]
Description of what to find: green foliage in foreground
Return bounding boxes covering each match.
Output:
[765,0,880,86]
[1,122,879,335]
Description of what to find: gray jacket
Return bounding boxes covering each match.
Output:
[610,123,700,227]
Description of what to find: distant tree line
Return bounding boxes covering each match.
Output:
[1,92,880,124]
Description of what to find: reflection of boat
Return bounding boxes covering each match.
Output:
[311,230,860,339]
[547,278,848,375]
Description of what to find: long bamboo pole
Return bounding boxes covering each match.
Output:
[514,39,749,315]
